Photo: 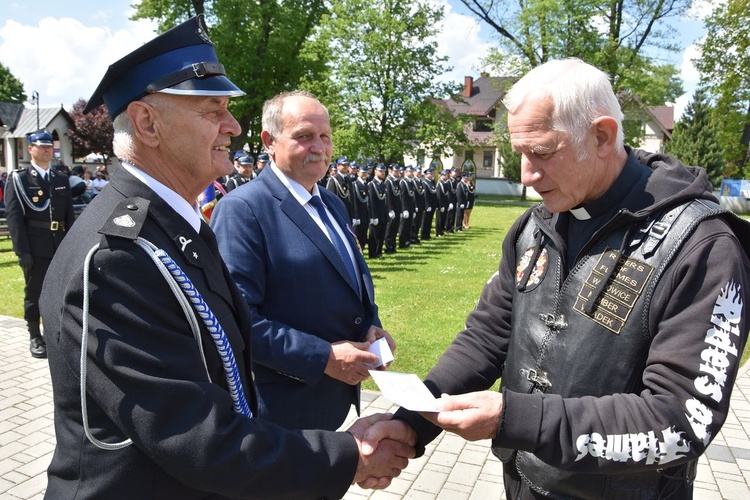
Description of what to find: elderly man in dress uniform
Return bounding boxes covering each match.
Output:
[4,130,75,358]
[39,15,415,499]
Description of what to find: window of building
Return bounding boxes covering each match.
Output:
[474,118,493,132]
[482,150,493,170]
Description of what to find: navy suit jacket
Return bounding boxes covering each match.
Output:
[211,166,381,430]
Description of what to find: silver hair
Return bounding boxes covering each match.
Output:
[503,58,624,160]
[112,94,174,161]
[261,90,329,141]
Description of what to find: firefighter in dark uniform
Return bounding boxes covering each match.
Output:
[255,152,269,175]
[455,171,471,232]
[225,154,255,192]
[398,165,416,248]
[5,131,75,358]
[352,163,370,251]
[384,163,402,254]
[412,165,426,244]
[445,168,459,233]
[367,163,388,258]
[326,157,354,222]
[421,167,438,240]
[436,169,451,237]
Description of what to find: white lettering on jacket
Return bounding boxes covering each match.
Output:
[685,280,743,445]
[574,427,690,464]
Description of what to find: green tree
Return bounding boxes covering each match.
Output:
[665,89,725,187]
[695,0,750,173]
[461,0,685,107]
[0,62,26,103]
[312,0,460,164]
[132,0,329,153]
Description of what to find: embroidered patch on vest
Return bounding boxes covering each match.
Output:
[515,247,548,290]
[574,247,654,334]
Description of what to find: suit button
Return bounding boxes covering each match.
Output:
[354,317,362,325]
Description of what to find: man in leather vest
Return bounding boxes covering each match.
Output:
[393,58,750,499]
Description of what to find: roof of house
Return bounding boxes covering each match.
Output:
[444,75,515,117]
[646,105,675,135]
[0,105,73,139]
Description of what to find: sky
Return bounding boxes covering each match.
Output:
[0,0,716,121]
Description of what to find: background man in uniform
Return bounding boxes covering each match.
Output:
[212,90,395,432]
[367,163,388,258]
[327,156,355,223]
[454,171,471,232]
[394,58,750,499]
[255,151,270,174]
[5,130,74,358]
[412,165,426,245]
[421,167,437,240]
[353,163,370,251]
[40,17,414,499]
[384,164,402,254]
[436,169,451,237]
[225,154,255,191]
[398,165,416,249]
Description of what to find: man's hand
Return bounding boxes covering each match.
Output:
[448,203,454,211]
[18,254,34,274]
[389,210,396,219]
[363,325,396,369]
[402,210,409,218]
[348,413,417,489]
[352,219,360,227]
[324,341,380,385]
[426,207,432,213]
[440,207,445,213]
[371,218,378,226]
[420,391,503,441]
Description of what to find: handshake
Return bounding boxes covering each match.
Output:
[347,413,417,489]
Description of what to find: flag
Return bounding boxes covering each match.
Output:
[199,180,226,221]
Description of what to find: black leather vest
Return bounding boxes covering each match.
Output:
[493,199,726,499]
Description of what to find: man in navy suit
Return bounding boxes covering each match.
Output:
[212,91,395,431]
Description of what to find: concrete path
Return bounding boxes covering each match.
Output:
[1,313,749,499]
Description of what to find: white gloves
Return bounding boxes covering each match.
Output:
[389,210,396,219]
[371,218,379,226]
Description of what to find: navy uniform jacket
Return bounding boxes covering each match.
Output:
[353,178,369,223]
[326,172,354,221]
[4,166,74,258]
[368,178,388,224]
[211,166,381,431]
[40,167,358,499]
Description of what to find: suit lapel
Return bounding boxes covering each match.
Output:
[261,170,360,296]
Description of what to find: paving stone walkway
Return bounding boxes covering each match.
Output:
[1,314,749,499]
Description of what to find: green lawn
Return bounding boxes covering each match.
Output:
[2,201,748,387]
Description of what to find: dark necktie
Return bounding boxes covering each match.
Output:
[308,195,358,290]
[200,220,222,266]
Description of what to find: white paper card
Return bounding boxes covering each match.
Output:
[368,370,441,412]
[365,337,394,368]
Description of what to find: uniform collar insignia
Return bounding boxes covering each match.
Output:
[113,215,136,227]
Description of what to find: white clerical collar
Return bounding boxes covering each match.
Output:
[569,207,592,220]
[122,162,202,233]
